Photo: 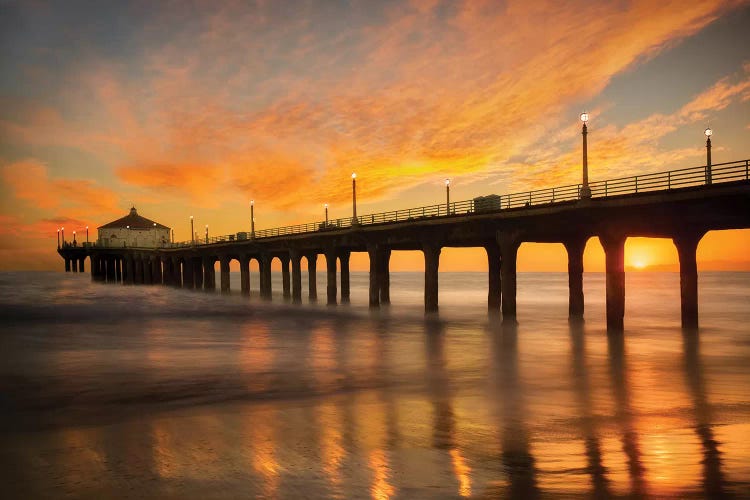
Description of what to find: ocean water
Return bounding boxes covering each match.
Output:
[0,270,749,499]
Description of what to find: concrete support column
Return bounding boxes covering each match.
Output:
[600,233,627,331]
[169,258,179,287]
[143,257,153,285]
[423,244,441,313]
[193,258,203,289]
[65,258,71,272]
[160,257,170,286]
[240,257,250,295]
[280,255,291,300]
[673,231,704,329]
[135,257,144,285]
[564,236,587,320]
[260,254,272,300]
[203,258,215,290]
[498,232,521,321]
[339,250,351,303]
[307,254,318,301]
[115,258,122,283]
[486,242,502,312]
[90,256,98,281]
[126,257,135,284]
[107,257,116,282]
[72,258,79,272]
[79,258,85,273]
[325,251,337,305]
[183,258,193,288]
[220,257,231,293]
[291,250,302,304]
[367,245,381,308]
[378,248,391,304]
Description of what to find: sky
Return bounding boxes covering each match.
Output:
[1,0,749,272]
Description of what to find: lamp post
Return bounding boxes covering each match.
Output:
[445,178,451,214]
[61,227,65,247]
[85,226,89,245]
[250,200,255,238]
[73,231,76,246]
[580,112,592,198]
[351,173,358,225]
[205,224,209,244]
[324,203,329,227]
[705,127,713,185]
[57,228,60,249]
[190,215,195,244]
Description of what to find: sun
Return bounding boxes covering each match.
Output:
[632,260,647,270]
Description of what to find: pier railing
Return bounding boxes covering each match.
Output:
[174,159,750,247]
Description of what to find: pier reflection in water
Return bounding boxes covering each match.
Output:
[2,272,750,498]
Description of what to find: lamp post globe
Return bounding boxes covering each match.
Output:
[250,200,255,238]
[445,178,451,214]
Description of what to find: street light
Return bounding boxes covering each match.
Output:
[205,224,209,244]
[351,173,358,225]
[61,227,65,246]
[445,178,451,214]
[85,226,89,244]
[580,112,591,198]
[250,200,255,238]
[324,203,329,227]
[73,231,76,245]
[190,215,194,244]
[705,127,713,185]
[57,228,60,249]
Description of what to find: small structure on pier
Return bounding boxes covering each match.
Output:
[98,207,170,248]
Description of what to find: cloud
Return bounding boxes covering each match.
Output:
[1,0,746,216]
[1,159,121,218]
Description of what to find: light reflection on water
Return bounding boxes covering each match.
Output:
[1,271,749,498]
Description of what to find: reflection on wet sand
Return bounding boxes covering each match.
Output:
[425,319,473,497]
[607,331,648,497]
[682,328,728,498]
[4,309,745,498]
[488,319,539,498]
[569,320,611,498]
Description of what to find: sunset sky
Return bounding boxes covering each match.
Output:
[1,0,749,272]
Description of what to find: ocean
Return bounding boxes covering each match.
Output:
[1,271,749,498]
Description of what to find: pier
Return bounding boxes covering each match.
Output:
[58,159,750,331]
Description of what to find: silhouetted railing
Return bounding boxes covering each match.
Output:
[173,159,749,247]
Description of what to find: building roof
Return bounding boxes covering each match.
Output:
[98,207,171,230]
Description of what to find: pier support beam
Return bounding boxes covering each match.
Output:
[291,250,302,304]
[135,257,144,285]
[601,233,626,331]
[486,242,502,312]
[260,254,272,300]
[340,250,351,303]
[72,258,78,273]
[378,248,391,304]
[280,255,291,300]
[220,257,231,293]
[170,257,181,287]
[498,232,521,321]
[673,231,705,329]
[203,257,215,290]
[107,257,116,283]
[115,258,122,283]
[193,258,203,289]
[325,250,337,305]
[240,257,250,295]
[79,258,85,273]
[125,256,135,284]
[423,244,441,313]
[307,254,318,301]
[368,245,381,308]
[564,236,587,320]
[181,258,192,288]
[143,257,153,285]
[65,258,71,272]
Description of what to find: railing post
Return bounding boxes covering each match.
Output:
[605,181,608,197]
[668,171,671,190]
[746,159,749,180]
[552,187,555,202]
[635,176,638,193]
